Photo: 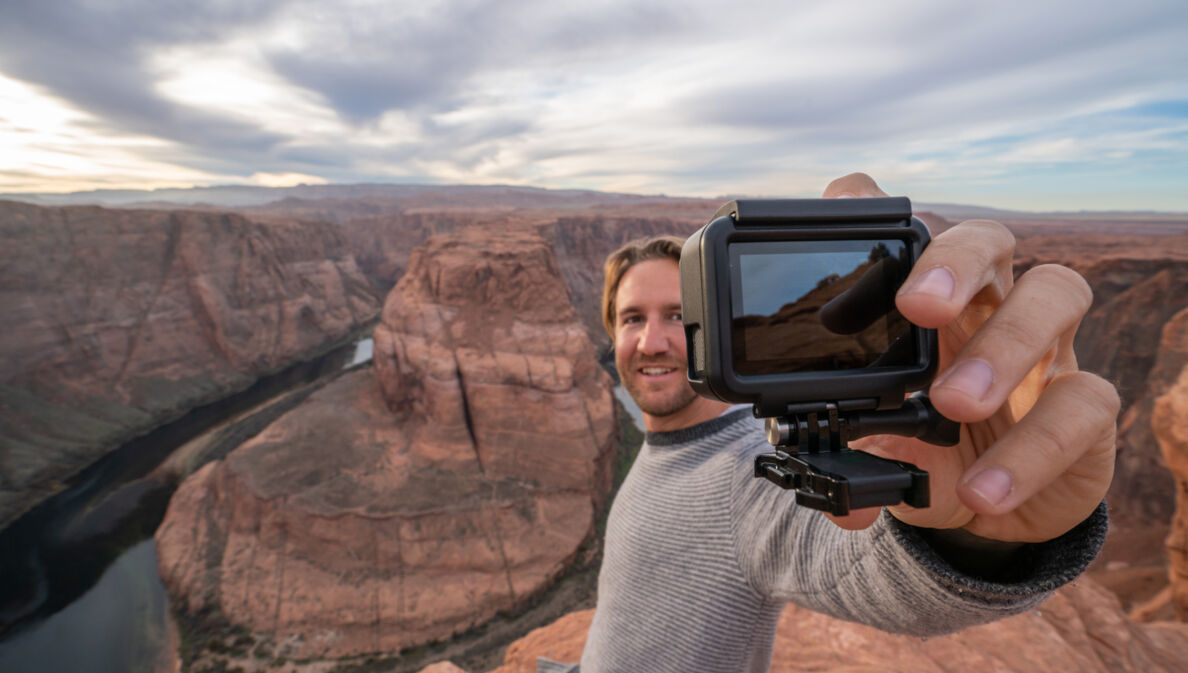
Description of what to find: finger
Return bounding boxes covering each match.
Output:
[895,219,1016,330]
[824,507,882,530]
[928,263,1093,422]
[822,173,890,198]
[956,371,1119,516]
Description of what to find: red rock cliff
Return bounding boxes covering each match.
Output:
[1010,229,1188,591]
[1152,309,1188,620]
[0,200,379,528]
[480,576,1188,673]
[155,227,617,659]
[341,210,703,346]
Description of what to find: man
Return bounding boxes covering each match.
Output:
[551,174,1116,673]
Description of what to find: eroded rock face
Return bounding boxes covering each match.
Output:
[1152,309,1188,620]
[343,211,703,347]
[156,228,617,659]
[0,201,379,528]
[485,576,1188,673]
[372,228,618,508]
[1012,232,1188,583]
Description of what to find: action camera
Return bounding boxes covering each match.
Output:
[680,197,960,515]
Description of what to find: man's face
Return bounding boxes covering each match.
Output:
[613,259,699,422]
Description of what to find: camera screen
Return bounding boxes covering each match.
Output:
[730,239,915,375]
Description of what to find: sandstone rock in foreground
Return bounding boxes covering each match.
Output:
[156,228,616,660]
[0,201,379,528]
[1152,309,1188,620]
[482,576,1188,673]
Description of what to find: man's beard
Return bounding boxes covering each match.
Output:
[619,358,698,418]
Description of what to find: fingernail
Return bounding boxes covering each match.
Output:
[902,267,954,300]
[966,467,1013,506]
[935,359,993,401]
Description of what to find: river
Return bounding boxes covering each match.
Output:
[0,342,642,673]
[0,337,375,672]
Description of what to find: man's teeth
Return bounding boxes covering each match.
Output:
[641,367,673,375]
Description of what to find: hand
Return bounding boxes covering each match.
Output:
[822,173,1118,544]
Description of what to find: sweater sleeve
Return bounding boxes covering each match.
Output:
[728,442,1108,636]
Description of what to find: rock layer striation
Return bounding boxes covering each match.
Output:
[1152,309,1188,620]
[156,228,617,659]
[1010,228,1188,586]
[0,201,379,528]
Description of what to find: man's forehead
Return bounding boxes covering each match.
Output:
[617,259,681,311]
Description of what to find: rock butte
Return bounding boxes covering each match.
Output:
[337,210,707,349]
[156,228,617,658]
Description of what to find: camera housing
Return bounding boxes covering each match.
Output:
[681,197,935,415]
[679,197,958,514]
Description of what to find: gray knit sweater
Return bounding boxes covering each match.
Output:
[555,408,1107,673]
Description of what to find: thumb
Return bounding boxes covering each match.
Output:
[823,173,891,198]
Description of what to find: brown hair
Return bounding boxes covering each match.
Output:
[601,235,686,337]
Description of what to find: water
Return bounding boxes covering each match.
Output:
[0,335,371,672]
[0,540,170,673]
[349,337,374,367]
[0,345,634,673]
[614,385,644,431]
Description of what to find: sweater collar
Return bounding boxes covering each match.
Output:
[644,407,754,447]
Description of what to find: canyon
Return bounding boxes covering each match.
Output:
[155,227,619,660]
[1,186,1187,672]
[0,201,380,530]
[1007,220,1188,614]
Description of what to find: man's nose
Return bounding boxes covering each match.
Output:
[638,318,669,354]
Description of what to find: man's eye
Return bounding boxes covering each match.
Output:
[623,315,642,325]
[668,313,682,321]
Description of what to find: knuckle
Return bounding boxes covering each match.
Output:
[1023,264,1093,313]
[1076,371,1122,417]
[957,219,1016,250]
[1053,371,1122,421]
[936,219,1015,267]
[986,309,1050,354]
[825,172,881,197]
[1016,418,1071,466]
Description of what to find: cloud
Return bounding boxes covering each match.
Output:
[0,2,286,155]
[0,0,1186,208]
[248,171,328,187]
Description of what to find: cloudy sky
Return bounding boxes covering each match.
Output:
[1,0,1186,210]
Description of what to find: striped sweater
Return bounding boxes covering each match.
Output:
[564,408,1107,673]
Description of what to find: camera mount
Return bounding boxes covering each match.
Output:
[755,392,959,515]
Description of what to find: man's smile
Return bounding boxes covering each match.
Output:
[639,365,678,377]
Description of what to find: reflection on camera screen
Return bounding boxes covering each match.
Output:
[730,239,915,376]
